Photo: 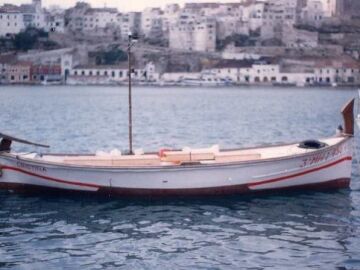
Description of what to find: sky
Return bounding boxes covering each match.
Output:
[0,0,239,12]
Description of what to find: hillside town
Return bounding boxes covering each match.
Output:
[0,0,360,87]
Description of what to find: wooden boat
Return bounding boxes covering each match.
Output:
[0,99,355,196]
[0,35,355,197]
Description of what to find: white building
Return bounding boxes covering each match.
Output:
[242,1,265,32]
[0,5,24,36]
[282,24,319,48]
[0,0,49,36]
[68,62,159,85]
[169,17,216,52]
[320,0,338,17]
[46,11,65,33]
[313,59,360,85]
[65,2,121,35]
[162,4,181,39]
[300,0,325,27]
[118,12,141,40]
[217,16,249,40]
[203,58,355,87]
[82,8,118,33]
[260,0,298,41]
[141,7,163,39]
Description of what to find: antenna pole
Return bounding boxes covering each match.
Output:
[128,35,133,155]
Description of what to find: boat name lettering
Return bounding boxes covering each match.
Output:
[301,146,342,167]
[16,162,47,173]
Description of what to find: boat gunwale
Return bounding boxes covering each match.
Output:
[0,135,352,171]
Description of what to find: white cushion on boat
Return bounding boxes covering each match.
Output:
[134,148,144,155]
[96,150,111,157]
[96,149,122,157]
[110,149,122,156]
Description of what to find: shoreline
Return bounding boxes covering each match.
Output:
[0,83,359,89]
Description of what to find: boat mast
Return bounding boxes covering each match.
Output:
[127,32,137,155]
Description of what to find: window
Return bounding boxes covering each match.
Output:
[81,71,85,76]
[112,71,115,77]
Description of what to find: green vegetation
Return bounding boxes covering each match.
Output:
[92,48,128,65]
[13,27,50,51]
[0,27,60,52]
[0,38,14,53]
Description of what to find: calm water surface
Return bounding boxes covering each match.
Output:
[0,86,360,269]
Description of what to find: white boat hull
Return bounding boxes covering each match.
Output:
[0,137,353,196]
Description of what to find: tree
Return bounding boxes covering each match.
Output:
[13,27,52,51]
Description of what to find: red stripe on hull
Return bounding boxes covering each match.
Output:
[248,156,352,187]
[1,166,100,189]
[0,156,352,194]
[0,178,350,197]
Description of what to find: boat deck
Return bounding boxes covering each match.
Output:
[23,137,345,167]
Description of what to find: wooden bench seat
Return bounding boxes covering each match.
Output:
[214,152,261,163]
[161,150,216,163]
[63,154,161,166]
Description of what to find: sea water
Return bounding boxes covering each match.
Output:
[0,85,359,269]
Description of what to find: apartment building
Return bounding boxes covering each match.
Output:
[169,17,216,52]
[141,8,163,39]
[0,0,50,36]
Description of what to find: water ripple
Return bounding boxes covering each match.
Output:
[0,86,359,269]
